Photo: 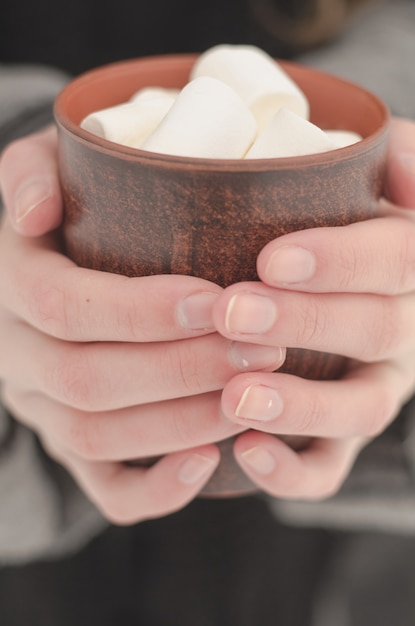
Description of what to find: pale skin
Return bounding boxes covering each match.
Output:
[0,118,415,523]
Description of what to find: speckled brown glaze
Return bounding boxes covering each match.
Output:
[54,54,390,497]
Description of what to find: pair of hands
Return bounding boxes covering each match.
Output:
[1,119,415,525]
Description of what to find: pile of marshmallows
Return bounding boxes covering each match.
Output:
[81,44,362,160]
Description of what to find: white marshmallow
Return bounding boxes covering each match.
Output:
[246,108,337,159]
[325,129,362,147]
[140,76,257,159]
[190,44,309,131]
[129,86,179,103]
[80,93,175,149]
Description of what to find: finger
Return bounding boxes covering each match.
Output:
[233,431,363,500]
[256,216,415,295]
[212,281,415,362]
[384,117,415,209]
[221,357,415,439]
[3,385,244,461]
[0,217,224,342]
[0,126,63,235]
[43,437,220,525]
[1,318,285,410]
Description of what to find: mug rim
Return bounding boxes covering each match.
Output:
[54,53,390,172]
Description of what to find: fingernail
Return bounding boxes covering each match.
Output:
[177,292,218,330]
[178,453,216,484]
[14,177,52,223]
[230,343,285,371]
[225,293,277,334]
[241,446,276,475]
[265,245,316,284]
[235,384,283,421]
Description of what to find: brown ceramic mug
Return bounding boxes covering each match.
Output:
[54,54,389,496]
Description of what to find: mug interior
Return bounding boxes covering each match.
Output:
[54,54,389,164]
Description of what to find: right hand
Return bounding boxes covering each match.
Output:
[0,127,284,524]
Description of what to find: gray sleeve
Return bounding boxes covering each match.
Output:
[0,405,107,565]
[297,0,415,119]
[0,63,69,150]
[0,65,108,565]
[268,0,415,534]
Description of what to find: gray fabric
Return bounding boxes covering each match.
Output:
[298,0,415,119]
[0,64,68,124]
[311,531,415,626]
[0,0,415,566]
[0,66,67,150]
[0,406,107,565]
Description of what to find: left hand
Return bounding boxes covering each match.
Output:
[212,117,415,500]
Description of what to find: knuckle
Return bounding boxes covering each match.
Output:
[45,345,99,410]
[90,471,141,526]
[170,396,225,449]
[360,297,400,362]
[161,342,204,395]
[96,467,194,525]
[171,409,195,448]
[0,137,27,175]
[335,238,361,291]
[26,277,71,339]
[296,393,326,435]
[96,478,166,526]
[113,294,145,342]
[309,472,345,501]
[38,434,63,464]
[336,221,415,295]
[294,298,328,347]
[389,224,415,294]
[362,388,399,438]
[66,414,104,461]
[0,129,53,179]
[97,493,138,526]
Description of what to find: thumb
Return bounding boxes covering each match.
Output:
[0,125,63,236]
[384,117,415,209]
